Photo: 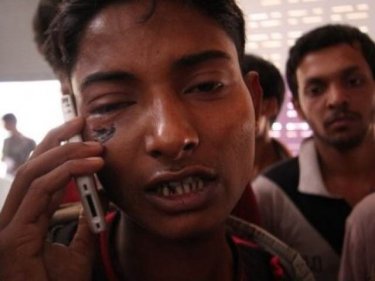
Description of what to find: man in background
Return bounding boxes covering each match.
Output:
[253,24,375,280]
[1,113,36,177]
[242,54,292,179]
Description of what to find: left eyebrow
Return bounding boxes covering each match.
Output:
[79,71,136,92]
[340,65,363,77]
[172,50,232,71]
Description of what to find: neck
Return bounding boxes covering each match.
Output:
[315,133,375,175]
[315,134,375,205]
[114,214,234,281]
[253,133,282,179]
[9,129,21,137]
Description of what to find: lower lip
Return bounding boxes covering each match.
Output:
[145,181,218,214]
[328,118,356,129]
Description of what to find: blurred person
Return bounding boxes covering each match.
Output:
[339,193,375,281]
[241,54,292,179]
[1,113,36,177]
[0,1,314,281]
[253,24,375,280]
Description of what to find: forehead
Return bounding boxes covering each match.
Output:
[72,1,238,84]
[296,43,371,81]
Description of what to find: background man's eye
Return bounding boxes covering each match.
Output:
[348,77,363,87]
[306,85,324,96]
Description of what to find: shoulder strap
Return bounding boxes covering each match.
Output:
[227,216,315,281]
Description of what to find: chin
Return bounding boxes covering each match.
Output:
[143,211,227,241]
[328,132,366,151]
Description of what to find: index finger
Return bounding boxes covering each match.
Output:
[30,117,85,160]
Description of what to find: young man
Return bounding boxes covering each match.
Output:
[0,1,312,280]
[32,0,261,225]
[1,113,36,177]
[241,54,292,179]
[253,24,375,280]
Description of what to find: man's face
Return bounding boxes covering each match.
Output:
[3,120,15,132]
[294,44,375,151]
[71,2,259,239]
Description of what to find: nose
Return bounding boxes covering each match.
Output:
[327,85,349,109]
[145,95,199,161]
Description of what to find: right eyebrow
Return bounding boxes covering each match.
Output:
[79,71,136,92]
[304,77,325,87]
[172,50,232,71]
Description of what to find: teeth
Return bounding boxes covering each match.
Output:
[157,177,205,197]
[176,185,183,195]
[162,185,170,196]
[183,182,191,193]
[198,179,204,190]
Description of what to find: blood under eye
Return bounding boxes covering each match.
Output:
[91,125,116,143]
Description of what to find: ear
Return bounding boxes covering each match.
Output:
[292,97,306,120]
[243,71,262,124]
[262,97,278,119]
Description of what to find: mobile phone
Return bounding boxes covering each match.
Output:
[61,95,106,233]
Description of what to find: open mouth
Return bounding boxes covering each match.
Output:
[155,176,205,197]
[145,170,218,212]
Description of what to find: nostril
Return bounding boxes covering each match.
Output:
[148,140,197,159]
[183,142,196,151]
[150,150,162,158]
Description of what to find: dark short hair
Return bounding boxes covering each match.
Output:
[2,113,17,124]
[242,54,285,119]
[32,0,62,71]
[286,24,375,100]
[44,0,245,76]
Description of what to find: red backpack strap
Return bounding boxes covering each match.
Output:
[99,211,119,281]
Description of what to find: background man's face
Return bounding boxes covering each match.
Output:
[3,120,15,132]
[295,43,375,150]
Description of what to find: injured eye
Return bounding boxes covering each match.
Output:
[91,125,116,143]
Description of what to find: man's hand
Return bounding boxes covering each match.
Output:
[0,118,104,281]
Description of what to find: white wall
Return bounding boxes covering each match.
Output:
[0,0,54,81]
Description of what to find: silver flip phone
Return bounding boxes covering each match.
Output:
[61,95,106,233]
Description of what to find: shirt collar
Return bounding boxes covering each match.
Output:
[298,138,341,198]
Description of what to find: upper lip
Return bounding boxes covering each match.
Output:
[325,111,359,126]
[145,165,217,192]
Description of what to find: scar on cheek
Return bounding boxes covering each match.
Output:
[92,125,116,143]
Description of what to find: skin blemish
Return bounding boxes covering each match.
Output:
[91,125,116,143]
